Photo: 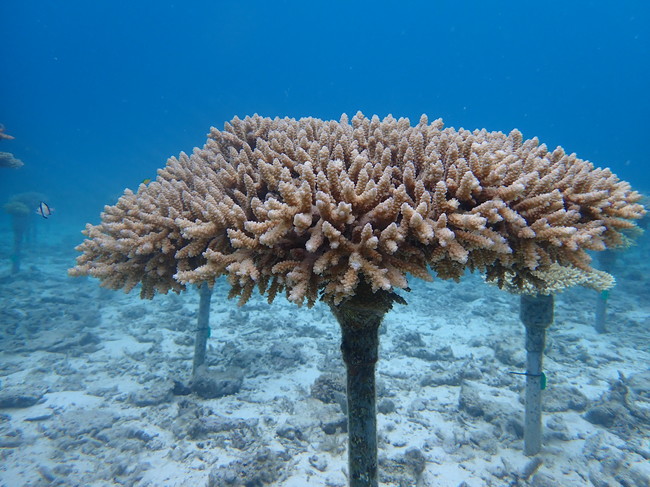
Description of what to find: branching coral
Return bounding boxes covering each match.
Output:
[69,113,645,303]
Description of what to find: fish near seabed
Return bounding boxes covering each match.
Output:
[36,201,54,219]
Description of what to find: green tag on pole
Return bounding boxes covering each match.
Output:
[601,290,609,300]
[540,372,547,390]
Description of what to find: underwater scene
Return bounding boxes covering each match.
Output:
[1,1,649,486]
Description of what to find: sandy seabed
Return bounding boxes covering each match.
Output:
[0,224,649,487]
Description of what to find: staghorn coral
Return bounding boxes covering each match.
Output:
[69,113,645,304]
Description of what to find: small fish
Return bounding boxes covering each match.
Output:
[142,178,152,185]
[36,201,54,219]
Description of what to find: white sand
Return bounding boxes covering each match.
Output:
[0,224,648,486]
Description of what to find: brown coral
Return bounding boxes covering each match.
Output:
[0,124,15,141]
[69,113,645,304]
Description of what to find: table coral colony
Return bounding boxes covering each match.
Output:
[70,113,645,487]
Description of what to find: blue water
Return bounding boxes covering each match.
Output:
[1,0,648,229]
[0,3,649,485]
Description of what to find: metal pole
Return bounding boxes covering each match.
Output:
[520,293,554,456]
[192,283,213,379]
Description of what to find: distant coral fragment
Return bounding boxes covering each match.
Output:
[0,124,15,141]
[0,151,23,169]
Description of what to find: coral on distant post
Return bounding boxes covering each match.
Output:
[4,192,46,272]
[69,113,645,486]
